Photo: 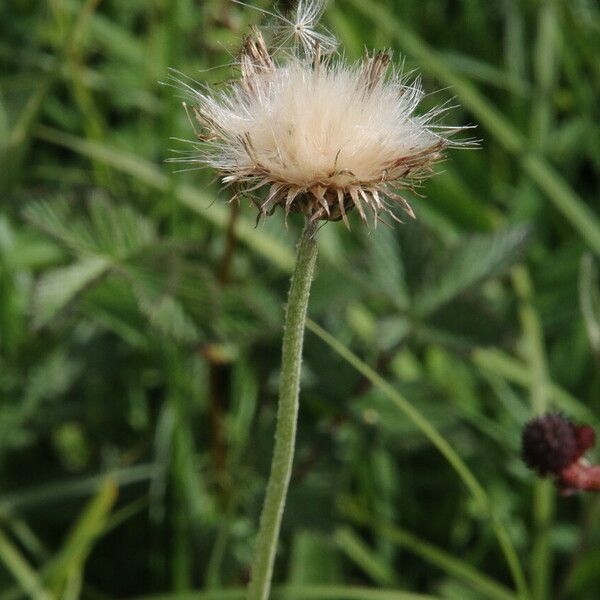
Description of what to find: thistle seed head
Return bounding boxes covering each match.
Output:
[173,0,471,227]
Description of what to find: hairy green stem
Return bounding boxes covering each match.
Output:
[246,219,319,600]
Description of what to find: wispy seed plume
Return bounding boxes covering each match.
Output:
[172,0,472,227]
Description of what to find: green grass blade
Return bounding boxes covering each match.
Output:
[34,126,295,272]
[0,529,53,600]
[306,319,530,600]
[275,588,439,600]
[0,76,54,193]
[0,465,153,514]
[335,527,397,586]
[471,348,599,427]
[307,320,485,506]
[579,254,600,356]
[512,267,554,600]
[126,587,442,600]
[344,0,600,257]
[512,268,550,416]
[5,520,48,564]
[530,0,559,150]
[340,500,517,600]
[288,530,341,586]
[46,478,117,594]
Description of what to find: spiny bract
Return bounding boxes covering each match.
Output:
[174,0,469,227]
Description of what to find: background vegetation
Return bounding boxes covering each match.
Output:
[1,0,600,599]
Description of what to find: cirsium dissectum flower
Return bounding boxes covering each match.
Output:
[172,1,471,227]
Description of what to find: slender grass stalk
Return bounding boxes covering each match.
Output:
[0,529,52,600]
[345,0,600,257]
[520,2,558,592]
[123,586,442,600]
[341,500,518,600]
[335,527,398,586]
[512,267,553,600]
[247,219,319,600]
[471,348,598,427]
[579,254,600,359]
[306,319,530,600]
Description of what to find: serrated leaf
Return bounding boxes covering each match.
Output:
[123,253,216,320]
[25,197,176,330]
[217,283,281,342]
[35,126,297,270]
[32,256,110,328]
[127,257,207,343]
[23,196,156,259]
[415,226,531,316]
[23,349,81,406]
[23,198,75,248]
[138,293,199,343]
[87,195,155,256]
[366,227,410,310]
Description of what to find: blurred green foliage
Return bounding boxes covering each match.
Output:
[1,0,600,599]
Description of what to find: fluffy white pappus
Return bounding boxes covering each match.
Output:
[232,0,337,57]
[175,2,470,227]
[278,0,337,56]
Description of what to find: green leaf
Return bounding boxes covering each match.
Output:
[365,227,410,311]
[344,0,600,257]
[34,126,296,271]
[415,227,530,316]
[341,501,517,600]
[0,529,53,600]
[335,527,397,586]
[0,89,9,141]
[288,530,341,585]
[134,286,199,344]
[471,348,600,428]
[62,0,145,67]
[23,196,156,259]
[126,587,442,600]
[306,319,529,599]
[46,479,117,596]
[0,465,154,514]
[32,256,110,328]
[24,197,208,339]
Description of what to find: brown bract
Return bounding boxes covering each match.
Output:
[179,12,466,227]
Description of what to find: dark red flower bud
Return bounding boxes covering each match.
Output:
[522,413,600,494]
[574,424,596,458]
[521,414,579,476]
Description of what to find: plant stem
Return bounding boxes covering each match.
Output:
[246,219,319,600]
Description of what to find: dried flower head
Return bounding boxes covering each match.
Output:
[173,0,469,226]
